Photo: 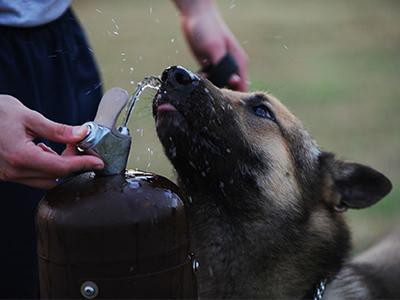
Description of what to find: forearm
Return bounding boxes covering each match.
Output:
[172,0,216,16]
[172,0,249,91]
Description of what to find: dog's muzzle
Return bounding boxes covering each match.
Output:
[160,66,200,94]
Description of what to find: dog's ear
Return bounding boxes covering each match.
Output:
[320,152,392,210]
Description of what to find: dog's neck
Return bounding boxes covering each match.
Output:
[180,182,349,298]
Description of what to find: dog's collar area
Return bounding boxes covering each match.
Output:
[312,279,327,300]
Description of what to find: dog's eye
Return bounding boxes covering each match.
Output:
[252,105,275,121]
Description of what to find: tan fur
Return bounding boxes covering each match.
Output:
[223,90,313,210]
[154,72,395,298]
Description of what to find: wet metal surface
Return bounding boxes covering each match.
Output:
[37,171,197,299]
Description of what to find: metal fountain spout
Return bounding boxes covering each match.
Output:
[76,88,131,175]
[76,77,161,175]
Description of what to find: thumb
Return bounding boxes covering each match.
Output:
[228,74,241,90]
[25,111,88,144]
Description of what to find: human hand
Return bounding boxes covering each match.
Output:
[177,0,249,91]
[0,95,104,189]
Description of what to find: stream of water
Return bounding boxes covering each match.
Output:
[121,76,162,128]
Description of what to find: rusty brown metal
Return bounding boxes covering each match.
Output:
[36,171,197,299]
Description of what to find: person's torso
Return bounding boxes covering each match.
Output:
[0,0,72,27]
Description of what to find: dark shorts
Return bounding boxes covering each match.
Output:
[0,9,102,298]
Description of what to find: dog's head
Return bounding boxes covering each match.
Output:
[153,66,391,212]
[153,67,391,296]
[152,66,392,296]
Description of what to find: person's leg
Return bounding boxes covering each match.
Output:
[0,9,102,297]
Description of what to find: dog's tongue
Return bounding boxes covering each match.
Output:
[157,103,177,112]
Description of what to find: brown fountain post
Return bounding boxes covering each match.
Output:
[36,88,198,299]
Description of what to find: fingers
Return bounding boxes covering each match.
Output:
[228,74,242,91]
[23,145,104,178]
[227,38,249,92]
[37,142,58,155]
[24,111,89,144]
[62,144,79,157]
[0,95,103,189]
[1,143,104,184]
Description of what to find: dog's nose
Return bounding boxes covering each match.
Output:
[161,66,199,89]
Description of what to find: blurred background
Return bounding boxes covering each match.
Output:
[73,0,399,254]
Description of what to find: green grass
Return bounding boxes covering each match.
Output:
[73,0,400,253]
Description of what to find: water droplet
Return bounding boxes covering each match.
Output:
[75,192,81,201]
[169,146,177,158]
[96,8,102,14]
[149,7,153,15]
[164,190,173,199]
[208,266,214,276]
[283,44,289,50]
[170,38,175,43]
[126,179,141,189]
[113,31,119,36]
[130,80,135,85]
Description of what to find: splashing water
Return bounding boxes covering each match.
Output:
[121,76,162,127]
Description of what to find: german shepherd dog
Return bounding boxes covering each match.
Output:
[152,66,398,299]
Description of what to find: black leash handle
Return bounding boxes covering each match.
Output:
[200,53,239,88]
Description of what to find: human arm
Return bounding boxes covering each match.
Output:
[0,95,104,189]
[173,0,249,91]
